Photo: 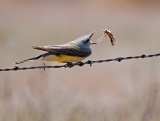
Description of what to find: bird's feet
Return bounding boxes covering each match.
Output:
[65,62,74,68]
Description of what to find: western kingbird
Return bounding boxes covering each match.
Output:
[16,32,96,64]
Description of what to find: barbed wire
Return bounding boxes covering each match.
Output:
[0,53,160,71]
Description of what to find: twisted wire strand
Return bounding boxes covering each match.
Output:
[0,53,160,71]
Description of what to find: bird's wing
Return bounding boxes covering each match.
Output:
[31,44,91,57]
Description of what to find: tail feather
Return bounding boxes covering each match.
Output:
[15,55,43,64]
[31,46,51,52]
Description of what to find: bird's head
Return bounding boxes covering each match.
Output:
[70,32,96,46]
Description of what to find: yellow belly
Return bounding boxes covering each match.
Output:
[41,54,86,63]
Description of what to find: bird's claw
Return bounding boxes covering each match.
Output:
[65,62,74,68]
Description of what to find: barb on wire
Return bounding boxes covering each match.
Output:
[0,53,160,71]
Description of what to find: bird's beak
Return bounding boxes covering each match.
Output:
[90,42,97,44]
[89,31,95,39]
[89,31,97,44]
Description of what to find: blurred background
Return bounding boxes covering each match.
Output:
[0,0,160,121]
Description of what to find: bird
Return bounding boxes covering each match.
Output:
[16,32,96,64]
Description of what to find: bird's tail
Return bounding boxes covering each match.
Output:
[15,54,43,64]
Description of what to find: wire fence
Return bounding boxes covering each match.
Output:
[0,53,160,71]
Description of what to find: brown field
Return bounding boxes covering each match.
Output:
[0,0,160,121]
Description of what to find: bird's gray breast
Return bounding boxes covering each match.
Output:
[77,44,92,57]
